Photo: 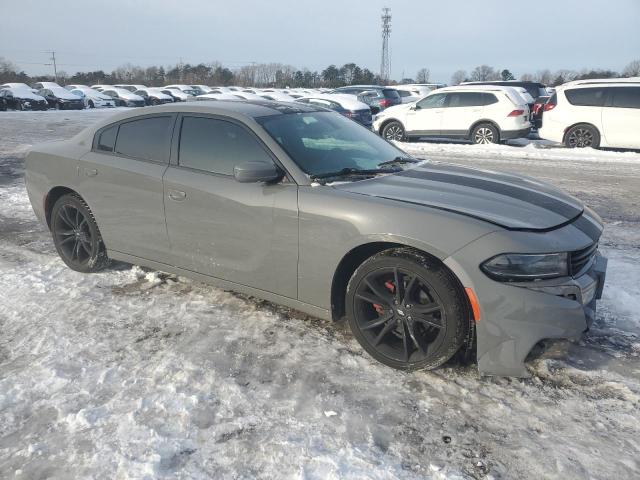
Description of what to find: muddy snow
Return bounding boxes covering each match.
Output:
[0,110,638,479]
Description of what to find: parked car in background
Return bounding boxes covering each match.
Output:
[191,85,214,95]
[461,81,548,104]
[331,85,402,112]
[231,91,267,101]
[64,84,90,91]
[101,88,145,107]
[196,92,243,101]
[256,91,297,102]
[38,87,84,110]
[392,84,445,104]
[164,85,199,96]
[1,82,37,92]
[0,87,48,110]
[114,84,147,92]
[538,81,640,149]
[32,81,62,90]
[296,94,373,127]
[24,100,607,377]
[531,96,550,128]
[69,88,115,108]
[90,85,114,92]
[373,85,531,144]
[159,89,188,102]
[134,88,175,105]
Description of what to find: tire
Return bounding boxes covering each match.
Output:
[16,102,23,111]
[88,100,95,109]
[55,102,61,110]
[471,123,499,145]
[381,121,406,142]
[346,248,469,371]
[564,124,600,149]
[151,98,160,106]
[51,194,110,273]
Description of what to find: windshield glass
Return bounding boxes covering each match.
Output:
[257,111,409,177]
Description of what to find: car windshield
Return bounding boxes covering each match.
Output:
[257,111,410,177]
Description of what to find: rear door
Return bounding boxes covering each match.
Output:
[162,114,299,298]
[601,87,640,148]
[77,114,175,260]
[404,93,446,135]
[440,92,485,136]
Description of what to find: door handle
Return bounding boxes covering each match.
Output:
[85,168,98,177]
[168,189,186,201]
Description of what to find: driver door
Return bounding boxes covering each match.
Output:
[404,93,446,135]
[162,114,299,299]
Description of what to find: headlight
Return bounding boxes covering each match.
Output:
[481,252,568,282]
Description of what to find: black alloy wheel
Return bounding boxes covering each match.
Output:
[565,124,600,148]
[347,249,469,370]
[51,194,109,272]
[382,121,406,141]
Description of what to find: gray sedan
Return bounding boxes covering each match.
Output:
[24,100,607,377]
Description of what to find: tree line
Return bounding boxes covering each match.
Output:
[1,57,638,88]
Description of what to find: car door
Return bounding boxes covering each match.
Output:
[404,93,446,135]
[601,87,640,148]
[162,114,298,299]
[77,114,175,260]
[439,92,485,136]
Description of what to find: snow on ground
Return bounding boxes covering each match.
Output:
[0,110,639,479]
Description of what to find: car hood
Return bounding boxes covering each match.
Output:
[13,90,46,101]
[334,162,584,230]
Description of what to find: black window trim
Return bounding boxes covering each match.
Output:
[606,86,640,109]
[91,113,177,164]
[171,112,294,183]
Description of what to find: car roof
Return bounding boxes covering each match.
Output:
[557,81,640,90]
[462,80,545,87]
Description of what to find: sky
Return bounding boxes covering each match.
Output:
[1,0,639,83]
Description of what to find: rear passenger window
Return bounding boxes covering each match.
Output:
[565,88,607,107]
[179,116,273,175]
[115,116,173,162]
[97,125,117,152]
[447,92,484,107]
[482,93,498,105]
[611,87,640,109]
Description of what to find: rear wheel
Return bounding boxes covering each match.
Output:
[564,124,600,148]
[382,121,406,142]
[51,194,109,273]
[346,248,469,370]
[471,123,499,144]
[88,100,95,108]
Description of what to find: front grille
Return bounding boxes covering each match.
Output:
[570,242,598,276]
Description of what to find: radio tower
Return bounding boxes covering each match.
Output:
[380,7,391,82]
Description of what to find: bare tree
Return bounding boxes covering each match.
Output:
[535,69,553,85]
[520,73,534,81]
[623,59,640,77]
[450,70,467,85]
[470,65,499,82]
[416,68,430,83]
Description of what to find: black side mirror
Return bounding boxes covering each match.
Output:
[234,161,283,183]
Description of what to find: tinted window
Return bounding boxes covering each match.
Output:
[611,87,640,109]
[483,93,498,105]
[398,90,411,97]
[96,125,118,152]
[179,117,272,175]
[446,92,485,107]
[565,88,607,107]
[382,89,400,99]
[417,94,446,109]
[115,116,173,162]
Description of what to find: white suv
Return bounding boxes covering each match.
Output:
[538,81,640,149]
[373,85,531,144]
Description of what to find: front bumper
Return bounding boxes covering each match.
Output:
[444,213,607,377]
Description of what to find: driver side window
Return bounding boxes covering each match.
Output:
[416,94,446,109]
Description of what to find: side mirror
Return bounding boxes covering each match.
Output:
[233,161,283,183]
[409,104,420,111]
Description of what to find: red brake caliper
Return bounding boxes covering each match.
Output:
[373,281,396,315]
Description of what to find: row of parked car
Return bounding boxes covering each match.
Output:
[2,78,638,149]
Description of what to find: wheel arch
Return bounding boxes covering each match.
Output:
[561,122,601,144]
[330,240,468,322]
[44,186,80,229]
[468,119,501,140]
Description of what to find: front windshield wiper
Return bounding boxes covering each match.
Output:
[310,167,400,184]
[377,156,419,167]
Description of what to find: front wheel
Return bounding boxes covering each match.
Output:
[471,123,499,144]
[51,194,110,273]
[88,100,95,108]
[382,121,406,142]
[346,248,469,371]
[564,124,600,148]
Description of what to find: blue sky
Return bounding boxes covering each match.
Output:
[2,0,639,83]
